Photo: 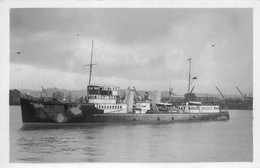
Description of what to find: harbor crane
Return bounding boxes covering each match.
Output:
[133,86,139,102]
[190,86,195,94]
[41,86,50,99]
[216,86,226,101]
[236,86,246,100]
[216,86,228,109]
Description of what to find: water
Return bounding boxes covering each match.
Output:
[10,106,253,163]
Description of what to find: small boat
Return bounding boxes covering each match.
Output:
[177,58,228,115]
[178,101,227,113]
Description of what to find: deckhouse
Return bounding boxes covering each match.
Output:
[87,85,127,113]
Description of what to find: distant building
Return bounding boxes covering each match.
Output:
[53,91,65,101]
[196,96,220,104]
[184,93,196,102]
[10,89,21,105]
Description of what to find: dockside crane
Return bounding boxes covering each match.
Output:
[236,86,246,100]
[216,86,228,109]
[215,86,226,101]
[133,86,139,103]
[41,86,50,99]
[190,86,195,94]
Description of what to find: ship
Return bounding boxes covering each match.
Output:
[20,41,229,123]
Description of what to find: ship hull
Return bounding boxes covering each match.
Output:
[20,98,229,123]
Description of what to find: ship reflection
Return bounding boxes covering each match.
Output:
[20,123,110,131]
[20,122,175,131]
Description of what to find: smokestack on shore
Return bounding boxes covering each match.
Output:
[124,89,134,113]
[151,90,161,111]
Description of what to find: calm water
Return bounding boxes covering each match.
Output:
[9,106,253,163]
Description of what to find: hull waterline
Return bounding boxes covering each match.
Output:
[20,98,229,124]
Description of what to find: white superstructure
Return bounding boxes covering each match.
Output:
[88,85,127,113]
[135,102,151,114]
[178,101,220,113]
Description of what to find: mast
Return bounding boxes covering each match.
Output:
[187,58,191,93]
[88,40,94,86]
[84,40,97,90]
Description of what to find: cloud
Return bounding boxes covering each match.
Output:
[10,8,253,95]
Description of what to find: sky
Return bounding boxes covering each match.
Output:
[10,8,253,95]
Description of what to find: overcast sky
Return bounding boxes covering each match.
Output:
[10,8,253,95]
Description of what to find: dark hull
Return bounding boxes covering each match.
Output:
[20,98,229,123]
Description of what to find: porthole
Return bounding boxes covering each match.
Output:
[157,118,160,121]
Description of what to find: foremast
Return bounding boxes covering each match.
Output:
[187,58,191,94]
[84,40,97,95]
